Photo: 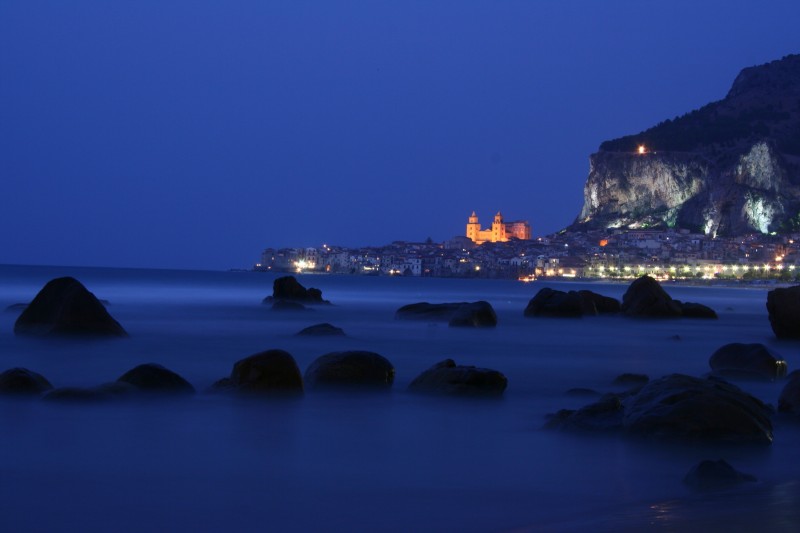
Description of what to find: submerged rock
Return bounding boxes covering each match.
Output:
[448,301,497,328]
[263,276,330,305]
[42,382,137,403]
[117,363,195,395]
[395,301,497,327]
[677,301,718,319]
[623,374,773,445]
[14,277,127,337]
[778,371,800,415]
[304,351,394,390]
[272,300,310,312]
[524,288,620,318]
[408,359,507,396]
[766,285,800,339]
[0,367,53,395]
[709,343,788,381]
[548,374,773,445]
[612,373,649,387]
[683,459,757,491]
[296,323,346,336]
[215,349,303,395]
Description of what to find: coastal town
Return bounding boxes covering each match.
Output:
[254,211,800,282]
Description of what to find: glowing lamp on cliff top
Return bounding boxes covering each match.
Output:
[637,144,647,155]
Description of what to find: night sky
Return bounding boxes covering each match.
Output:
[2,1,799,270]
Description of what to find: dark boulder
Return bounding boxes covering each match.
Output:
[778,370,800,414]
[0,367,53,395]
[709,343,788,381]
[524,288,592,317]
[766,285,800,338]
[524,288,620,318]
[677,301,718,319]
[683,459,757,491]
[304,351,394,390]
[407,359,507,396]
[448,301,497,328]
[216,349,303,395]
[544,394,625,431]
[621,275,683,318]
[296,323,346,336]
[623,374,773,445]
[578,290,621,314]
[395,302,468,321]
[263,276,330,305]
[13,277,127,337]
[117,363,195,395]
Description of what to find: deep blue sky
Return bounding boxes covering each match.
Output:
[2,1,799,270]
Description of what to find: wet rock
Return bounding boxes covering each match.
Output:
[621,275,683,318]
[117,363,195,395]
[272,300,309,312]
[0,368,53,395]
[448,301,497,328]
[623,374,773,445]
[778,370,800,414]
[544,394,625,431]
[677,301,718,319]
[13,277,127,337]
[766,285,800,338]
[296,323,346,336]
[407,359,507,396]
[395,301,497,327]
[578,290,621,314]
[565,387,601,397]
[216,349,303,395]
[42,382,137,402]
[612,373,649,387]
[523,288,593,317]
[709,343,788,381]
[263,276,330,305]
[5,303,28,312]
[304,351,394,390]
[683,459,757,490]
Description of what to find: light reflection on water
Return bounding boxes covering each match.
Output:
[0,265,798,532]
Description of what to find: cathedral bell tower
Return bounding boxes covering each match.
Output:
[466,211,480,242]
[491,211,507,242]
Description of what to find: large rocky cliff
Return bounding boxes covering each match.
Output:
[573,54,800,236]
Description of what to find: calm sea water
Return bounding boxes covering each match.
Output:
[1,264,799,532]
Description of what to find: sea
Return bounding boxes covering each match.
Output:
[1,264,800,532]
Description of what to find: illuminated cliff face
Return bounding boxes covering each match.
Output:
[574,141,798,235]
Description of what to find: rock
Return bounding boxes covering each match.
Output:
[116,363,195,395]
[709,343,788,381]
[304,351,395,390]
[448,301,497,328]
[578,290,621,314]
[621,276,683,318]
[612,373,649,387]
[523,288,593,317]
[683,459,757,490]
[13,277,127,337]
[677,301,718,319]
[0,367,53,395]
[395,302,468,321]
[766,285,800,338]
[219,349,303,395]
[272,300,309,312]
[43,382,138,402]
[296,323,346,336]
[544,394,625,431]
[623,374,773,445]
[5,303,28,312]
[778,370,800,414]
[565,387,601,397]
[263,276,330,305]
[395,301,497,327]
[407,359,507,396]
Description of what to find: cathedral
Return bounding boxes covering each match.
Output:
[466,211,531,244]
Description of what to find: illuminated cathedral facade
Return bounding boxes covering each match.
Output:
[466,211,531,244]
